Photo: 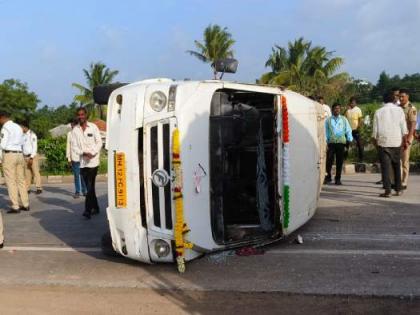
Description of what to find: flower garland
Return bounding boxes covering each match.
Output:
[172,128,193,273]
[281,95,290,229]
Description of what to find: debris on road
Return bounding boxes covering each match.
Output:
[236,247,265,256]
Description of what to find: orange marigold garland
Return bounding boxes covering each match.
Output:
[172,128,193,273]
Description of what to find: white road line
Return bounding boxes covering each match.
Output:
[267,249,420,256]
[301,233,420,242]
[2,246,102,252]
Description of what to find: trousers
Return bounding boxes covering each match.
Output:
[2,152,29,209]
[80,167,99,214]
[0,211,3,244]
[379,146,402,192]
[401,143,411,186]
[352,130,364,161]
[24,155,42,190]
[326,143,345,181]
[71,161,87,194]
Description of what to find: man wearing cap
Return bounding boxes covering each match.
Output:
[0,111,30,213]
[399,89,417,190]
[21,120,42,194]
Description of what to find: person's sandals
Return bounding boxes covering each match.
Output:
[379,191,391,198]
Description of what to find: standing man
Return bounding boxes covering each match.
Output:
[345,97,364,162]
[21,120,42,194]
[392,87,400,105]
[318,96,331,119]
[0,111,30,213]
[71,108,102,219]
[324,103,353,185]
[375,88,400,186]
[66,118,87,198]
[372,91,408,198]
[399,89,417,190]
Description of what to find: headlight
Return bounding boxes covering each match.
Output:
[149,91,167,112]
[153,239,171,257]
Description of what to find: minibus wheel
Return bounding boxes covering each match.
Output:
[101,231,121,257]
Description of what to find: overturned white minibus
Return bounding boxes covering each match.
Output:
[95,78,325,272]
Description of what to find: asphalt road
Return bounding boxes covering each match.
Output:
[0,174,419,314]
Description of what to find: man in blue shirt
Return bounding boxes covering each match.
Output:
[324,102,353,185]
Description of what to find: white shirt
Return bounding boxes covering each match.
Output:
[22,130,38,158]
[66,130,80,162]
[71,122,103,168]
[372,103,408,147]
[322,104,331,119]
[0,120,24,161]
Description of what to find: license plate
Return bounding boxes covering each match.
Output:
[114,152,127,208]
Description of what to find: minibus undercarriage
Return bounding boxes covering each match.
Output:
[210,89,279,245]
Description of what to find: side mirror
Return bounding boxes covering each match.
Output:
[93,83,128,105]
[214,59,238,74]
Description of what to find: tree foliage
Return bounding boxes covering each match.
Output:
[371,71,420,101]
[30,103,77,139]
[260,37,346,99]
[187,24,235,79]
[0,79,39,120]
[72,62,119,119]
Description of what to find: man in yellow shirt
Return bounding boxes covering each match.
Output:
[345,97,364,162]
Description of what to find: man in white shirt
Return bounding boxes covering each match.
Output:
[372,91,408,198]
[20,120,42,194]
[318,96,331,119]
[66,119,87,198]
[71,108,103,219]
[0,111,30,215]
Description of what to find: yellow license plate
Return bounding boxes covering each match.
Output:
[114,152,127,208]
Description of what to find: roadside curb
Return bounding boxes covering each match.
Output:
[352,162,420,174]
[0,174,107,185]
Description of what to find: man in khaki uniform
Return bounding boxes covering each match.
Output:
[0,111,30,213]
[0,205,3,247]
[20,120,42,194]
[399,89,417,189]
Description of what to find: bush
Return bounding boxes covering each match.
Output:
[98,150,108,174]
[38,137,108,175]
[38,137,69,175]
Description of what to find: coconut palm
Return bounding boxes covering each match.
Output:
[260,37,345,97]
[187,24,235,79]
[72,62,119,120]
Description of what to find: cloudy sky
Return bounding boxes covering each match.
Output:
[0,0,419,106]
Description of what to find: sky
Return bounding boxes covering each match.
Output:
[0,0,419,107]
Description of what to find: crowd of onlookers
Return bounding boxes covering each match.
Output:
[0,107,103,248]
[321,88,419,197]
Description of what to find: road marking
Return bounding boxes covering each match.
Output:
[2,246,102,252]
[267,249,420,256]
[301,233,420,242]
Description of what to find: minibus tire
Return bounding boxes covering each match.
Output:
[101,231,121,257]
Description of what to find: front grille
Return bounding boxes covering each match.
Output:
[148,121,173,230]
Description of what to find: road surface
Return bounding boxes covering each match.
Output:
[0,174,419,314]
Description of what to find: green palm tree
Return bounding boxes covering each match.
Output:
[187,24,235,79]
[260,37,345,97]
[72,62,119,120]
